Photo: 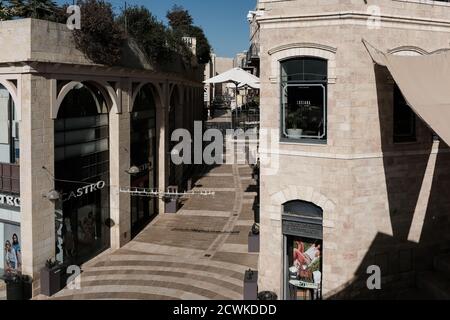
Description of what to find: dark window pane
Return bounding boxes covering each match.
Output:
[284,85,326,139]
[394,85,416,143]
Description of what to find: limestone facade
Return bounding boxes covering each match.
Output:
[255,0,450,298]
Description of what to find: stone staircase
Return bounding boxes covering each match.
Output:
[417,254,450,300]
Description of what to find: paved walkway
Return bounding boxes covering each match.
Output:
[45,163,258,300]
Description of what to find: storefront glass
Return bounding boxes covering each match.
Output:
[286,236,322,300]
[283,200,323,300]
[54,84,110,266]
[1,220,21,276]
[130,85,157,237]
[281,58,327,142]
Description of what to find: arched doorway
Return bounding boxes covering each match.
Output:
[130,84,157,237]
[282,200,323,300]
[54,82,110,266]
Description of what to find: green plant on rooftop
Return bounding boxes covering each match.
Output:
[117,6,174,64]
[7,0,63,21]
[73,0,125,66]
[0,1,12,20]
[167,4,212,64]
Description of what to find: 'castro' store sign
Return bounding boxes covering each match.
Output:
[0,194,21,208]
[62,181,106,202]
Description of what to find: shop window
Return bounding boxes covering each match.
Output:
[281,58,327,142]
[54,83,110,266]
[393,85,416,143]
[283,200,323,300]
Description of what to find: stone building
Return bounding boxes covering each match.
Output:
[252,0,450,299]
[0,19,204,295]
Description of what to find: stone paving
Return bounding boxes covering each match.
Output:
[45,163,259,300]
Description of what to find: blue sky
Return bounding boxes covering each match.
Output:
[58,0,256,58]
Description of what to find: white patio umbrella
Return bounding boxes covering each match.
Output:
[204,67,260,87]
[238,81,260,90]
[205,68,260,109]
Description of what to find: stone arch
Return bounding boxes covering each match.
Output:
[169,83,184,111]
[53,80,119,119]
[130,82,163,112]
[0,79,20,120]
[388,46,428,56]
[268,43,337,84]
[269,185,336,228]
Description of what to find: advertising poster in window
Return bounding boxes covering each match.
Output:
[1,223,21,276]
[287,237,322,300]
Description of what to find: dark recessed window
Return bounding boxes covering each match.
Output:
[281,58,327,142]
[393,85,416,143]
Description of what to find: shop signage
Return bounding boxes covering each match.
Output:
[282,220,323,239]
[62,181,106,202]
[0,194,20,207]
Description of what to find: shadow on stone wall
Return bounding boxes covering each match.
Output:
[327,65,450,299]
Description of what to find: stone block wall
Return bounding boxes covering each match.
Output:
[257,0,450,298]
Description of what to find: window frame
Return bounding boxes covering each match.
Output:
[280,57,328,144]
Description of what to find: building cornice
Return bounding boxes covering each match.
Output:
[258,11,450,31]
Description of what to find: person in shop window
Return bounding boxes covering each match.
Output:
[11,234,21,271]
[293,240,321,269]
[4,240,18,273]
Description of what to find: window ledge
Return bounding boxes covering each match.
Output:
[280,139,328,146]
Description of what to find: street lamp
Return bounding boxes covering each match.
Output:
[126,165,140,175]
[44,189,61,201]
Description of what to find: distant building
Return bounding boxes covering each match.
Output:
[204,54,234,108]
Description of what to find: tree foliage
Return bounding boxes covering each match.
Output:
[166,5,211,64]
[166,4,193,29]
[72,0,125,66]
[0,1,12,20]
[117,6,170,64]
[7,0,61,20]
[1,0,211,67]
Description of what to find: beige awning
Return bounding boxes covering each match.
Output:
[363,39,450,146]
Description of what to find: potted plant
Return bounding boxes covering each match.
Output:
[286,109,305,139]
[40,258,62,297]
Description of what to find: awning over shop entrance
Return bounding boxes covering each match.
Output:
[363,39,450,146]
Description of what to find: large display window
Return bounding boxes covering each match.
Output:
[1,221,21,276]
[54,83,110,266]
[130,85,157,237]
[281,58,327,142]
[283,200,323,300]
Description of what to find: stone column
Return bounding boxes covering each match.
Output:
[157,81,169,214]
[109,81,131,249]
[20,74,56,293]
